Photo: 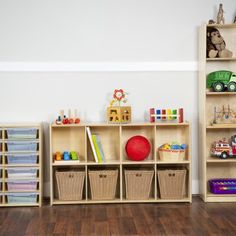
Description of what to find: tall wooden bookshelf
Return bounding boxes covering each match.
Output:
[50,122,192,205]
[199,23,236,202]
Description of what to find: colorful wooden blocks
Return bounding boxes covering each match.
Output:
[149,108,184,123]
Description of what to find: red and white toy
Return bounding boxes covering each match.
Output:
[211,135,236,159]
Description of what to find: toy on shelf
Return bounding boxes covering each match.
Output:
[158,142,187,162]
[107,89,131,123]
[70,151,78,160]
[211,135,236,159]
[209,179,236,194]
[125,135,151,161]
[55,152,62,161]
[207,70,236,92]
[216,3,225,25]
[54,151,80,163]
[63,151,70,160]
[207,27,233,58]
[212,105,236,125]
[55,109,80,125]
[149,108,184,123]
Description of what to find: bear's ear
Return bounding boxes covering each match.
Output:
[207,32,210,37]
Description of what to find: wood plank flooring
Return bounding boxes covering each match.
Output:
[1,197,236,235]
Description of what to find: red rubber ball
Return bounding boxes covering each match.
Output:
[125,135,151,161]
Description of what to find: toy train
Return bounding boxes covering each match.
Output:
[149,108,184,123]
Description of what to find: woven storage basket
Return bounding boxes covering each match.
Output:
[125,170,154,200]
[89,170,118,200]
[158,148,185,162]
[158,169,186,199]
[56,171,85,200]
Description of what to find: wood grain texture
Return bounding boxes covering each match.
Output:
[1,197,236,235]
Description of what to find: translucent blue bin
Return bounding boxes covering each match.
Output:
[6,128,37,139]
[6,193,38,204]
[6,154,38,164]
[6,168,38,179]
[6,141,38,152]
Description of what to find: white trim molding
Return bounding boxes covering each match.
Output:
[0,61,198,72]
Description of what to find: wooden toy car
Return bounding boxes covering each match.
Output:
[207,70,236,92]
[211,135,236,159]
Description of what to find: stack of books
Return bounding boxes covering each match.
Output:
[86,127,105,163]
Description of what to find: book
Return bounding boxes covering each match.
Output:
[86,127,98,163]
[92,134,103,163]
[95,135,105,162]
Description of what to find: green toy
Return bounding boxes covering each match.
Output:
[207,70,236,92]
[70,151,78,160]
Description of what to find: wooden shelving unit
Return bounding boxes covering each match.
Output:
[50,122,192,205]
[0,123,42,207]
[199,23,236,202]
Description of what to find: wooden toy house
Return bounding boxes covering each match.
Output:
[107,106,131,123]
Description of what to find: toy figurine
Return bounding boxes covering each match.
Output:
[217,3,225,25]
[63,151,70,160]
[70,151,78,160]
[55,151,62,161]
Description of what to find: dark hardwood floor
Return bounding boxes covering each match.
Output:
[0,197,236,236]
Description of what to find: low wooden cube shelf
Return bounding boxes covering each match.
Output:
[50,122,192,205]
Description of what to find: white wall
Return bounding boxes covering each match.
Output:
[0,1,235,196]
[0,0,235,62]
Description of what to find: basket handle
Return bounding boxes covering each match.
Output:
[168,173,175,177]
[136,173,142,177]
[99,174,107,178]
[69,174,74,178]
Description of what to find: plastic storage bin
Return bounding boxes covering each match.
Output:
[6,193,38,204]
[56,171,85,200]
[125,170,154,200]
[6,168,38,179]
[209,179,236,194]
[89,169,118,200]
[158,169,186,199]
[6,128,37,139]
[6,141,38,152]
[6,154,38,164]
[6,180,38,191]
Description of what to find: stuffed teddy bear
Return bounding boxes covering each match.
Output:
[207,27,233,58]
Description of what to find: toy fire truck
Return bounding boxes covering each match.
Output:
[211,135,236,159]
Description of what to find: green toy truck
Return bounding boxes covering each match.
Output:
[207,70,236,92]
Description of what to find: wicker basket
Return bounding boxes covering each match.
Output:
[158,148,185,162]
[89,170,118,200]
[158,169,186,199]
[56,171,85,200]
[125,170,154,200]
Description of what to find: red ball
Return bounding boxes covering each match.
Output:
[125,135,151,161]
